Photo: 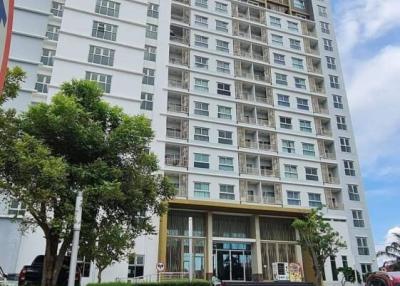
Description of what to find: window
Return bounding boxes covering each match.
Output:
[88,45,115,66]
[361,264,372,282]
[194,78,209,92]
[297,98,309,110]
[147,3,159,18]
[344,160,356,176]
[194,127,209,141]
[287,191,300,206]
[280,117,292,129]
[146,24,158,39]
[195,15,208,27]
[318,5,328,17]
[320,22,330,34]
[295,77,306,89]
[216,20,228,32]
[305,168,319,181]
[290,39,301,50]
[292,58,304,69]
[336,116,347,130]
[271,34,283,46]
[216,39,229,53]
[7,199,25,216]
[218,106,232,120]
[218,130,233,145]
[220,185,234,200]
[95,0,120,17]
[330,256,338,281]
[340,137,351,152]
[217,61,230,74]
[194,56,209,69]
[35,74,51,94]
[144,45,157,62]
[194,153,210,169]
[128,255,144,278]
[142,68,155,85]
[140,93,153,111]
[333,95,343,109]
[357,237,370,255]
[276,73,288,85]
[302,143,315,156]
[92,21,118,41]
[270,16,281,28]
[282,140,295,154]
[194,182,210,198]
[288,21,299,32]
[77,257,91,277]
[195,0,208,8]
[85,71,112,93]
[352,210,365,227]
[278,94,290,107]
[217,82,231,96]
[284,164,298,179]
[293,0,305,9]
[326,56,336,70]
[348,185,360,201]
[195,35,209,48]
[194,101,209,116]
[41,49,55,66]
[219,156,234,171]
[51,1,64,17]
[215,2,228,13]
[308,193,322,207]
[46,24,60,41]
[323,38,333,51]
[299,120,312,133]
[330,75,340,88]
[342,256,348,268]
[273,53,285,65]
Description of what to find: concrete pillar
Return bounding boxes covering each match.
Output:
[251,215,263,281]
[206,212,213,279]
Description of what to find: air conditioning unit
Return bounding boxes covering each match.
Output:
[272,262,289,281]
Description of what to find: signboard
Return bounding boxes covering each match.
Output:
[0,0,14,91]
[289,263,303,282]
[156,262,165,272]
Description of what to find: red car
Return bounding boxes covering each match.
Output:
[366,272,400,286]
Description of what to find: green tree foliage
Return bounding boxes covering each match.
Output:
[0,66,26,104]
[337,267,356,286]
[292,209,346,286]
[377,232,400,266]
[0,79,175,286]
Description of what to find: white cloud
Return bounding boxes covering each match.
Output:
[377,227,400,266]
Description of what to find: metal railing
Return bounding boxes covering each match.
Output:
[121,272,190,284]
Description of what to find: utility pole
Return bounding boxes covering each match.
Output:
[188,217,193,282]
[68,191,83,286]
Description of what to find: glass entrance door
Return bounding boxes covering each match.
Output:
[213,243,252,281]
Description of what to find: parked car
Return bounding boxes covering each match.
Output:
[18,255,80,286]
[366,272,400,286]
[0,266,18,286]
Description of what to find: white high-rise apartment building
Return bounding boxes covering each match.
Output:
[1,0,377,284]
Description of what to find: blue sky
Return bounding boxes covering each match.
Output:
[331,0,400,252]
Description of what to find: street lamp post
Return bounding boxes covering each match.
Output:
[68,191,83,286]
[188,217,193,282]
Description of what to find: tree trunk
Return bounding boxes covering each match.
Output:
[97,268,103,283]
[51,238,71,286]
[42,234,59,286]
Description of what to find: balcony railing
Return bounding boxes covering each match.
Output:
[169,56,188,66]
[240,166,259,175]
[320,152,336,160]
[166,128,184,139]
[165,155,187,167]
[323,175,340,185]
[238,115,257,124]
[260,168,275,177]
[326,200,344,210]
[167,103,188,113]
[172,0,190,4]
[316,127,332,137]
[168,79,188,90]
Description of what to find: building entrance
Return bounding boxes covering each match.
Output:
[212,242,252,281]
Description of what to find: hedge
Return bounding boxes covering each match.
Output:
[87,279,211,286]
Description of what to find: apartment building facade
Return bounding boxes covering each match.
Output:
[0,0,377,284]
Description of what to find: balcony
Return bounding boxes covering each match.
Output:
[310,77,326,94]
[239,154,279,178]
[312,96,329,115]
[165,144,188,168]
[237,104,275,127]
[307,57,322,75]
[233,22,267,42]
[322,163,340,185]
[301,21,317,38]
[169,45,189,67]
[318,140,336,160]
[166,172,188,198]
[168,68,189,90]
[166,117,188,140]
[315,118,332,137]
[235,61,271,83]
[304,38,320,56]
[240,180,282,205]
[170,25,190,45]
[167,93,188,114]
[267,1,290,15]
[234,41,269,63]
[171,4,190,24]
[172,0,190,5]
[325,189,344,210]
[232,3,266,24]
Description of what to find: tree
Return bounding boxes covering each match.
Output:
[1,66,26,104]
[337,267,356,286]
[0,79,175,286]
[292,209,346,286]
[377,232,400,268]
